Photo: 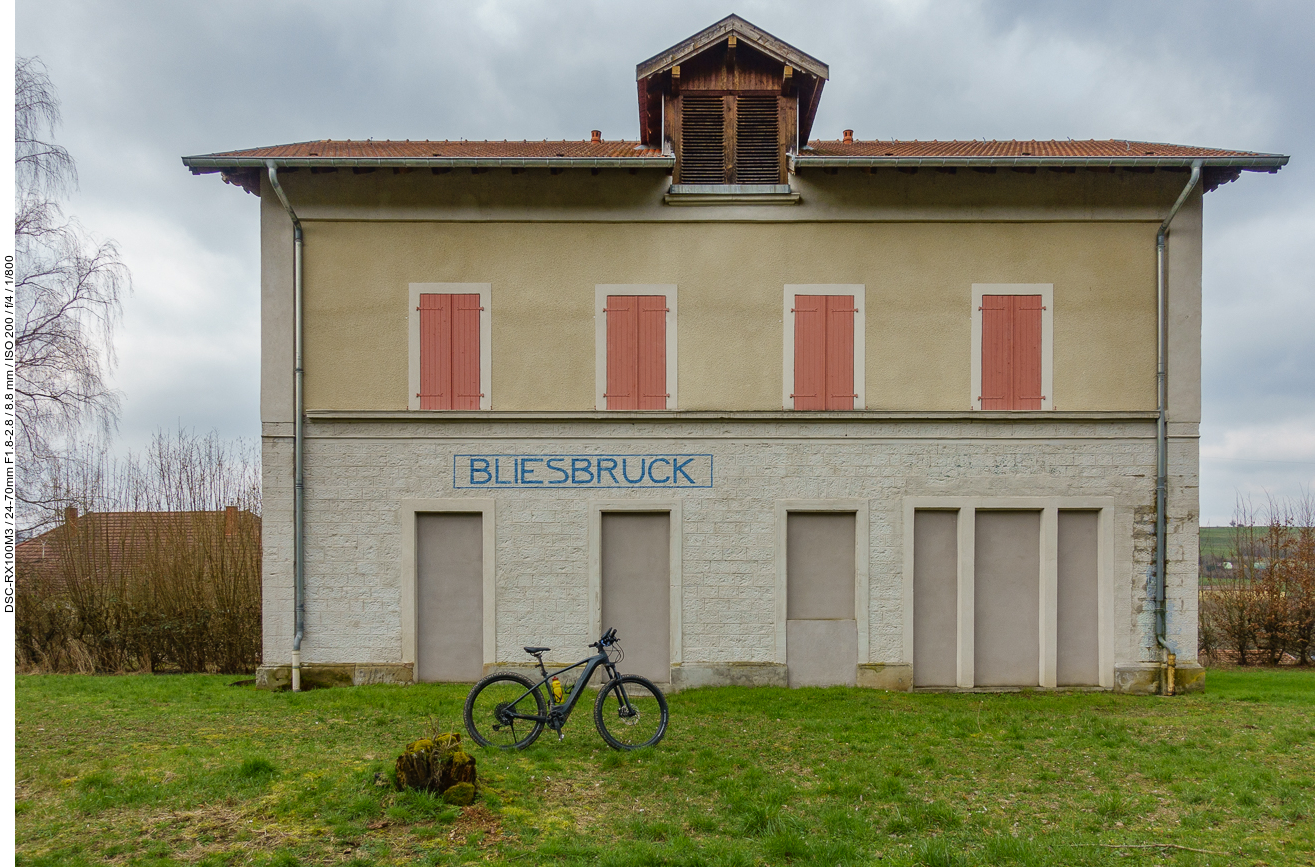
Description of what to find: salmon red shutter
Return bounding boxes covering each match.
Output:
[981,294,1042,410]
[980,295,1010,410]
[419,293,480,410]
[418,294,448,410]
[793,295,825,410]
[452,294,482,410]
[607,295,666,410]
[606,296,638,410]
[637,296,668,410]
[794,294,855,410]
[825,295,856,410]
[1012,296,1043,409]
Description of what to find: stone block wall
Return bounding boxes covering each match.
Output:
[257,415,1198,689]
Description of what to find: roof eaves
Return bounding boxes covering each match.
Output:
[790,154,1290,170]
[635,14,829,81]
[183,155,676,171]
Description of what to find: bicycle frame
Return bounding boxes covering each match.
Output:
[505,649,620,727]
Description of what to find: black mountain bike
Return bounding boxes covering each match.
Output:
[463,628,668,751]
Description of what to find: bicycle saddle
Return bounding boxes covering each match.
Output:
[523,646,550,655]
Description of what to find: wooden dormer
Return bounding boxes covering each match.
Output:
[636,15,828,188]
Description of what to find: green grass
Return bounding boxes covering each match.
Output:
[15,670,1315,866]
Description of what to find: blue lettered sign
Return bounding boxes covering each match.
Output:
[454,454,713,489]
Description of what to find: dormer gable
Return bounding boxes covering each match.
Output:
[636,15,828,187]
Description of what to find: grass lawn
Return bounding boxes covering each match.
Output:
[15,669,1315,866]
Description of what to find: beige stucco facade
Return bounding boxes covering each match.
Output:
[296,219,1156,413]
[260,169,1201,423]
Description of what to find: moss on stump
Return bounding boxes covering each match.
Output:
[394,732,477,803]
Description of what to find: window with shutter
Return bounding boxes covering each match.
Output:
[980,294,1044,410]
[793,294,856,410]
[606,295,668,410]
[680,95,725,184]
[418,293,481,410]
[734,95,780,184]
[678,94,783,185]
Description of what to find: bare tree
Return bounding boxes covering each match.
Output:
[14,57,130,532]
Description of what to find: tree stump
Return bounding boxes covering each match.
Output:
[394,732,477,804]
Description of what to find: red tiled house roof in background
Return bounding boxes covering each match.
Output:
[16,510,261,590]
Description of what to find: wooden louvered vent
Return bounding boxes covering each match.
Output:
[734,95,780,183]
[680,95,725,184]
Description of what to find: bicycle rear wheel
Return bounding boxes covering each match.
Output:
[594,674,668,750]
[464,672,547,750]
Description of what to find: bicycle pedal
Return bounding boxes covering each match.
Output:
[558,731,565,742]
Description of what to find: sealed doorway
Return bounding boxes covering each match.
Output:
[786,512,858,687]
[416,513,484,682]
[600,512,671,683]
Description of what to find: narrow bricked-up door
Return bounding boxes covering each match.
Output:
[600,512,671,683]
[912,510,959,688]
[786,512,858,687]
[416,513,483,681]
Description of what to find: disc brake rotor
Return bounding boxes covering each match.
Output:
[494,701,516,727]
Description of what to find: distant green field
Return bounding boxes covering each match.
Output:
[1200,527,1236,559]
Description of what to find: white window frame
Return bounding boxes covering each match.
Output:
[595,284,678,410]
[782,284,866,410]
[970,283,1053,411]
[408,282,492,411]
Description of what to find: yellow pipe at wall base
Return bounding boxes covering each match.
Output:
[1166,651,1176,697]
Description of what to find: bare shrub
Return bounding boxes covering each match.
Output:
[15,429,261,674]
[1201,495,1315,666]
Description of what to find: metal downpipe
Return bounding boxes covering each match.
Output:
[1154,159,1202,694]
[267,162,305,692]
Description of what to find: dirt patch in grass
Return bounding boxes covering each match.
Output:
[445,804,502,846]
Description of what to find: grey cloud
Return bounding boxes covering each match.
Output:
[16,0,1314,522]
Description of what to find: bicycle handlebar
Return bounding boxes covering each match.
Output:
[589,627,618,650]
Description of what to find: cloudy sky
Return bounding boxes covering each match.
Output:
[13,0,1313,524]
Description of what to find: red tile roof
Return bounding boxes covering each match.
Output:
[191,139,665,161]
[799,139,1277,159]
[184,137,1284,169]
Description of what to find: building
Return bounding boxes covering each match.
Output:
[184,16,1287,693]
[17,506,260,590]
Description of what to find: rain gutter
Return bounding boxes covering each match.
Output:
[790,155,1286,170]
[265,161,306,693]
[184,156,674,171]
[1152,158,1203,696]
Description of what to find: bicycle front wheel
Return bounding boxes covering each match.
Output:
[464,672,547,750]
[593,674,668,750]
